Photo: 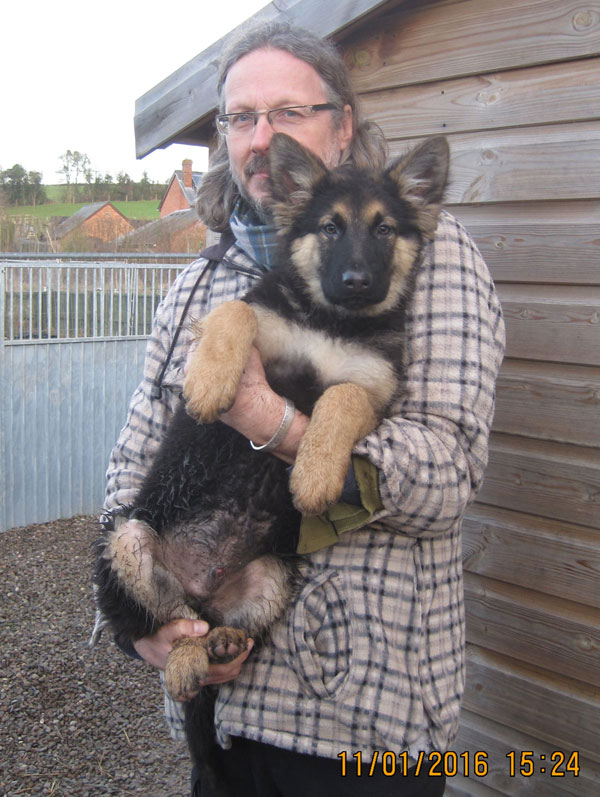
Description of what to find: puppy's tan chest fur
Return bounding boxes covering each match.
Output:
[252,305,398,414]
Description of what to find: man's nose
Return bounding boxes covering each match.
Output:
[250,114,274,153]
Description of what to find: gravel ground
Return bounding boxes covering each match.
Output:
[0,515,191,796]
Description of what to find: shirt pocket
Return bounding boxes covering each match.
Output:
[284,568,362,700]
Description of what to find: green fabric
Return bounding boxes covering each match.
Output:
[297,456,384,554]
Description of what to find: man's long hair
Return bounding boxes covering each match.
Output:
[196,22,388,232]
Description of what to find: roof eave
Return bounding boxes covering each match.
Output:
[134,0,391,159]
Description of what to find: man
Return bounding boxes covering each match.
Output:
[102,21,505,797]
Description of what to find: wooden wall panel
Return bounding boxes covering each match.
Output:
[361,59,600,139]
[340,1,600,792]
[479,434,600,529]
[453,201,600,286]
[464,572,600,686]
[462,505,600,607]
[450,709,600,795]
[493,360,600,447]
[464,646,600,762]
[344,0,600,91]
[498,285,600,366]
[389,124,600,203]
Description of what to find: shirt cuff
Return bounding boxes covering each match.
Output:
[297,456,383,554]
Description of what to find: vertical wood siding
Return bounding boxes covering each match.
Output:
[338,0,600,792]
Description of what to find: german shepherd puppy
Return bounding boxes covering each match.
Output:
[94,133,449,793]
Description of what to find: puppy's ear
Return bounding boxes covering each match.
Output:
[387,136,450,238]
[269,134,328,228]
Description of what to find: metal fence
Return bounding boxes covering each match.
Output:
[2,255,184,341]
[0,254,187,532]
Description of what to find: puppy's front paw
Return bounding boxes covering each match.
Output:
[289,455,344,516]
[164,637,210,701]
[183,367,240,423]
[206,626,248,663]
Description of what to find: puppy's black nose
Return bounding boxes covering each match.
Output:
[342,270,372,292]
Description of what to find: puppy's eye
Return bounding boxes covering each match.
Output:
[321,222,338,237]
[376,223,393,237]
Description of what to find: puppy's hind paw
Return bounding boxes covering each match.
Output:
[164,637,210,701]
[206,626,248,663]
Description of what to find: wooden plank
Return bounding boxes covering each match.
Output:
[361,59,600,139]
[452,709,600,795]
[464,645,600,761]
[343,0,600,92]
[493,360,600,446]
[497,285,600,367]
[453,201,600,286]
[463,504,600,608]
[389,123,600,204]
[446,780,502,797]
[464,572,600,687]
[479,433,600,529]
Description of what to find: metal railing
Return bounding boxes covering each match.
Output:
[1,254,187,342]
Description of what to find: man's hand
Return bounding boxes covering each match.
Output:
[185,345,309,464]
[133,618,254,690]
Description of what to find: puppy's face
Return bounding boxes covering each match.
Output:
[287,182,421,314]
[269,133,449,316]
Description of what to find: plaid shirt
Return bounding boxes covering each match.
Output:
[105,211,505,760]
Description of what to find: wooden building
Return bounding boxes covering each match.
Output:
[118,208,206,253]
[134,1,600,793]
[52,201,134,251]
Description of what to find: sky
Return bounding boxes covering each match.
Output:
[1,0,270,186]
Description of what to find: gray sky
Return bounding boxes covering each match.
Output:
[2,0,269,185]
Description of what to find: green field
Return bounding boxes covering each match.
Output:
[3,198,161,221]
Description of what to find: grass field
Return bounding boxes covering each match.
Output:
[3,198,161,221]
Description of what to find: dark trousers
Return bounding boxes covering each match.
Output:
[191,737,446,796]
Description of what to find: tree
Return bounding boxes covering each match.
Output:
[27,171,46,206]
[58,150,92,202]
[116,171,134,201]
[0,164,47,206]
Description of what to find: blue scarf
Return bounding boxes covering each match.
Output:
[229,202,280,271]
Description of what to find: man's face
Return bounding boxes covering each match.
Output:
[223,47,352,215]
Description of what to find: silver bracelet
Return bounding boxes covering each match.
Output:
[250,397,295,452]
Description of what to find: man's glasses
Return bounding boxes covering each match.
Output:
[216,103,337,136]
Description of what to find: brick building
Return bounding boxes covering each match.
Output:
[52,202,134,251]
[158,159,203,218]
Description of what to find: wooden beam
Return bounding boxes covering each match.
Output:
[344,0,600,92]
[463,504,600,608]
[497,284,600,366]
[360,59,600,140]
[464,572,600,687]
[389,123,600,204]
[134,0,393,157]
[452,709,600,795]
[453,201,600,286]
[479,433,600,529]
[493,360,600,447]
[464,645,600,762]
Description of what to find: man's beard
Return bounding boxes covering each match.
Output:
[231,136,343,224]
[233,154,274,223]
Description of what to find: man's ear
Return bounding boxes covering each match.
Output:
[269,134,328,226]
[387,136,450,238]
